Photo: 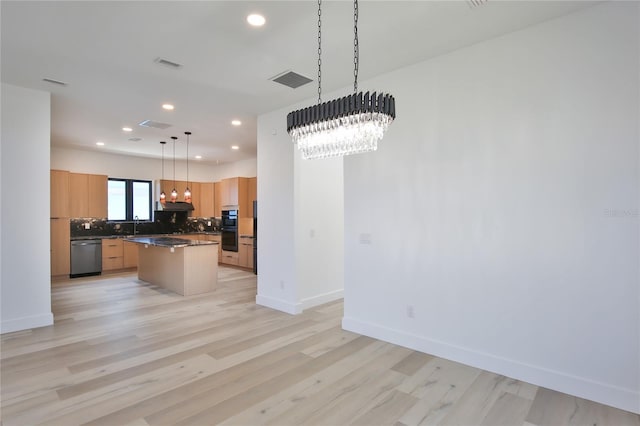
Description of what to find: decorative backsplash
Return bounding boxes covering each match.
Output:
[70,215,221,238]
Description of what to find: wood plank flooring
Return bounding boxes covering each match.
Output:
[1,268,639,426]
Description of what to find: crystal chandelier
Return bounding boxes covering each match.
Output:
[287,0,395,160]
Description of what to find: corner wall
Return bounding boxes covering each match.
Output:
[256,106,345,314]
[1,83,54,333]
[342,2,639,413]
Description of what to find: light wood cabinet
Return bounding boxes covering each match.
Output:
[123,241,138,268]
[88,174,108,218]
[239,237,254,269]
[214,182,222,217]
[102,238,124,271]
[69,173,89,217]
[220,178,239,207]
[69,173,107,218]
[203,234,222,263]
[189,182,201,218]
[200,183,215,218]
[248,177,257,206]
[221,249,239,266]
[51,218,70,276]
[51,170,70,218]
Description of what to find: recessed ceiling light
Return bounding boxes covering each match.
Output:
[96,142,104,146]
[231,145,240,150]
[195,155,202,160]
[122,127,132,132]
[247,14,265,27]
[162,104,174,110]
[231,120,242,126]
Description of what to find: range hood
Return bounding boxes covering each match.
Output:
[158,201,194,211]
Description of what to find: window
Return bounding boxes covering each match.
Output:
[108,178,152,221]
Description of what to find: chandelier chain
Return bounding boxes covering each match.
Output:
[317,0,322,104]
[354,0,359,93]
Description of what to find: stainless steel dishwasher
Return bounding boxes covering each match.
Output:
[70,239,102,278]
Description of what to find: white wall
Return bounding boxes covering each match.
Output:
[256,111,298,313]
[256,105,345,314]
[342,2,639,414]
[51,146,256,182]
[1,83,54,333]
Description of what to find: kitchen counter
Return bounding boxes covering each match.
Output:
[126,236,218,296]
[125,236,217,248]
[71,232,222,241]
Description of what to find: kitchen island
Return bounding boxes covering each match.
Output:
[126,236,218,296]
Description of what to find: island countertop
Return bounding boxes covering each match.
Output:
[125,236,218,248]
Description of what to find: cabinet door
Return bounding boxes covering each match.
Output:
[221,178,238,206]
[200,183,215,218]
[239,239,253,268]
[238,178,251,218]
[189,182,201,217]
[249,177,257,204]
[123,241,138,268]
[50,170,70,218]
[88,174,108,218]
[69,173,89,217]
[214,182,222,217]
[50,218,70,276]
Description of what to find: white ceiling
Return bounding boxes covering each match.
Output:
[1,1,596,164]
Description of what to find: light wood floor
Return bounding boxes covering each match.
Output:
[1,268,638,426]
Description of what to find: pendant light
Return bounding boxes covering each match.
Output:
[170,136,178,202]
[286,0,395,159]
[184,131,192,203]
[159,141,167,205]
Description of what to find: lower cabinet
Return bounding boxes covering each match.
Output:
[202,234,222,263]
[51,218,70,276]
[221,250,239,266]
[239,237,254,269]
[102,239,124,271]
[123,241,138,268]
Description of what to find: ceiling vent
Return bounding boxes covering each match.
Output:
[270,71,313,89]
[42,78,67,86]
[139,120,171,129]
[128,137,142,142]
[467,0,488,7]
[154,57,183,69]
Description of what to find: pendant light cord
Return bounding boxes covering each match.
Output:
[317,0,322,104]
[354,0,359,93]
[185,132,190,189]
[172,137,176,190]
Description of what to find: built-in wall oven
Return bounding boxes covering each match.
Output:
[221,209,238,252]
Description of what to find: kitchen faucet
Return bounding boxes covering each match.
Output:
[134,216,139,235]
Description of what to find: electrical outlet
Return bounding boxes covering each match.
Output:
[84,223,90,230]
[359,233,372,245]
[207,221,211,227]
[406,305,415,319]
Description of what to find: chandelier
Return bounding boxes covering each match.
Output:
[287,0,395,160]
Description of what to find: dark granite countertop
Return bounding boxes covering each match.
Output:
[125,236,218,248]
[71,232,221,241]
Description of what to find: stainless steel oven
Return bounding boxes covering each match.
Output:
[221,210,238,252]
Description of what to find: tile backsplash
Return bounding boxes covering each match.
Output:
[70,214,221,239]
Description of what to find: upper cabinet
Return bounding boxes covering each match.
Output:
[69,173,107,218]
[214,182,222,218]
[200,182,215,218]
[88,174,108,218]
[50,170,70,218]
[220,177,256,218]
[220,178,239,206]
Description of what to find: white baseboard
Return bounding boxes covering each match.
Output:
[1,312,54,334]
[300,289,343,310]
[342,316,640,415]
[256,294,302,315]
